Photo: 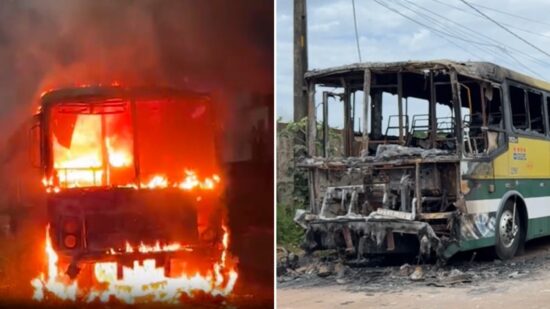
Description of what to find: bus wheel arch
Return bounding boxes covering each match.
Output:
[495,192,527,260]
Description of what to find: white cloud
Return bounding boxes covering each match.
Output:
[399,29,431,51]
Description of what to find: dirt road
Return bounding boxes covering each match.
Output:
[278,236,550,309]
[279,278,550,309]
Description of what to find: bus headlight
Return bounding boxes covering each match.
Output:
[64,234,77,249]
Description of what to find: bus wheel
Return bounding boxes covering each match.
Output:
[495,200,522,260]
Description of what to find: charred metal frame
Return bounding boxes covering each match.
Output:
[295,60,544,261]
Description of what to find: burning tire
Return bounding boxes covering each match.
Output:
[495,199,523,260]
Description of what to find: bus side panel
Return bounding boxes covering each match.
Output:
[506,137,550,178]
[505,136,550,239]
[466,136,550,242]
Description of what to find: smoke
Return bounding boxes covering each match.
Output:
[0,0,273,137]
[0,0,273,204]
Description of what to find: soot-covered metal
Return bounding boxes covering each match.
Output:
[294,60,535,262]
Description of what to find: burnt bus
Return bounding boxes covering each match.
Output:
[34,86,226,279]
[296,60,550,262]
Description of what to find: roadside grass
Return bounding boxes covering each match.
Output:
[276,204,304,250]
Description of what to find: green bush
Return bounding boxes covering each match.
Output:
[276,204,304,246]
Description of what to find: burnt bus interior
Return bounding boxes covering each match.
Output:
[310,67,505,158]
[41,88,219,189]
[299,63,510,257]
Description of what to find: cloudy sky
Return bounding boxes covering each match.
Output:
[276,0,550,125]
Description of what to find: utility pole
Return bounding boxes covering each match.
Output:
[293,0,310,209]
[293,0,308,123]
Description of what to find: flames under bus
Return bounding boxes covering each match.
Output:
[296,60,550,261]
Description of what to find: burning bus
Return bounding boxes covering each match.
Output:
[296,60,550,262]
[29,85,237,303]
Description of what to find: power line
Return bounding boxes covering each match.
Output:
[459,0,550,58]
[351,0,362,62]
[507,24,550,40]
[397,0,543,77]
[427,0,550,68]
[430,0,550,40]
[471,1,550,28]
[431,0,550,28]
[460,0,550,57]
[374,0,489,48]
[372,0,485,60]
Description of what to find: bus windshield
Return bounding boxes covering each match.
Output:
[48,96,219,190]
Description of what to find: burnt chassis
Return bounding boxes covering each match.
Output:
[37,86,224,278]
[295,61,515,261]
[296,156,461,261]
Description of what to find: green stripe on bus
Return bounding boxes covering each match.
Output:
[465,178,550,201]
[527,217,550,240]
[456,217,550,253]
[459,236,495,252]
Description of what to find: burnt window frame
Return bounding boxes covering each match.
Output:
[527,90,545,135]
[508,84,528,132]
[507,80,550,140]
[546,94,550,137]
[460,81,508,161]
[485,86,504,130]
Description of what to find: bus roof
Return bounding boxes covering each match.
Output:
[305,60,550,92]
[40,86,209,109]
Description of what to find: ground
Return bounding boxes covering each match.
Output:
[278,236,550,308]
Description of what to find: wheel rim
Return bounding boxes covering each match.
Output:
[499,209,518,248]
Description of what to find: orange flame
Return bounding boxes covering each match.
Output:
[106,137,132,168]
[108,241,190,255]
[30,225,78,301]
[177,170,220,190]
[45,110,220,192]
[136,171,221,191]
[31,225,238,304]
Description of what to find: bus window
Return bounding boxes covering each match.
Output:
[547,96,550,135]
[486,87,504,153]
[487,87,503,128]
[509,86,528,131]
[528,91,544,134]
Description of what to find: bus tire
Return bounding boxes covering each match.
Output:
[495,199,522,260]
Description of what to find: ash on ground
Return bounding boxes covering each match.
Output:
[277,245,550,293]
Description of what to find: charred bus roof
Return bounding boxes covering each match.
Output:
[305,60,550,92]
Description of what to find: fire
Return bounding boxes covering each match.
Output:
[178,170,220,190]
[53,116,104,187]
[138,171,221,191]
[106,137,132,168]
[30,226,78,301]
[51,114,135,188]
[31,225,238,304]
[108,241,190,255]
[45,100,221,192]
[143,175,168,189]
[46,111,219,192]
[34,87,236,304]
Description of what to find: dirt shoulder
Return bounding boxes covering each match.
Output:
[278,237,550,308]
[278,276,550,309]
